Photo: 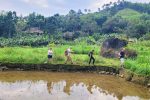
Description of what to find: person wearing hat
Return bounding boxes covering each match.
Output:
[65,47,73,64]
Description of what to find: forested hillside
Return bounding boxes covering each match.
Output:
[0,0,150,46]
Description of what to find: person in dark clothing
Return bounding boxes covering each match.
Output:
[88,50,95,65]
[119,48,125,66]
[120,50,125,59]
[118,48,126,77]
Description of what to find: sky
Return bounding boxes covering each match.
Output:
[0,0,150,16]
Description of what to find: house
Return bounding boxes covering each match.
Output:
[25,27,44,35]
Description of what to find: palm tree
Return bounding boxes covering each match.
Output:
[98,8,101,12]
[84,9,87,13]
[88,9,91,13]
[102,4,106,9]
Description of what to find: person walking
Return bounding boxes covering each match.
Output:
[88,50,95,65]
[119,48,125,67]
[65,47,73,64]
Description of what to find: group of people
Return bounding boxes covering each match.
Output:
[47,47,96,65]
[47,47,125,66]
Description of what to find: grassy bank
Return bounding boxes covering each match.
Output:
[125,41,150,76]
[0,44,119,67]
[1,41,150,77]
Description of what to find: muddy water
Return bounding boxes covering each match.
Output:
[0,72,149,100]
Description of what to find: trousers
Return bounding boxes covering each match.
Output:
[89,56,95,65]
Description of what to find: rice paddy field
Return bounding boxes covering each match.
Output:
[0,40,150,76]
[125,41,150,76]
[0,44,119,67]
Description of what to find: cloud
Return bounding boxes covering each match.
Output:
[0,0,14,11]
[88,0,118,11]
[88,0,150,12]
[22,0,49,8]
[0,0,150,16]
[126,0,150,3]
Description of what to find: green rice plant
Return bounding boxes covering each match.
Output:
[1,39,150,77]
[124,60,134,69]
[132,63,150,76]
[125,40,150,76]
[53,55,65,63]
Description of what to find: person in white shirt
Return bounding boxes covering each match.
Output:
[48,48,53,63]
[64,47,73,64]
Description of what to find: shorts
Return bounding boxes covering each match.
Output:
[120,58,124,63]
[48,55,52,59]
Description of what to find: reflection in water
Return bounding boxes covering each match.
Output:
[0,80,143,100]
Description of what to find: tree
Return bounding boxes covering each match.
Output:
[4,11,17,38]
[98,8,101,12]
[45,16,58,42]
[102,16,128,33]
[126,22,148,38]
[140,14,150,21]
[64,10,81,32]
[77,9,83,15]
[36,14,45,30]
[27,12,45,30]
[0,15,5,37]
[145,20,150,32]
[88,9,91,13]
[16,17,27,34]
[81,21,98,36]
[84,9,87,13]
[135,23,148,37]
[27,12,36,28]
[95,16,107,26]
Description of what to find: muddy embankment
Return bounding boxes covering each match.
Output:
[0,63,150,88]
[0,63,117,73]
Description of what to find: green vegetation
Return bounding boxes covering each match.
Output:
[0,45,119,67]
[125,40,150,76]
[0,1,150,46]
[0,0,150,77]
[115,8,142,22]
[1,39,150,76]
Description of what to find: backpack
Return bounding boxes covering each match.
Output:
[65,50,68,56]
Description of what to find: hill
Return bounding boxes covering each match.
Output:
[0,0,150,46]
[115,8,142,23]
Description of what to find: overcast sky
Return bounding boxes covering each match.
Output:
[0,0,150,16]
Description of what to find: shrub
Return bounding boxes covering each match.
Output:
[125,48,137,58]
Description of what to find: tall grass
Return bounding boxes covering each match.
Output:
[125,40,150,76]
[1,40,150,76]
[0,45,119,67]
